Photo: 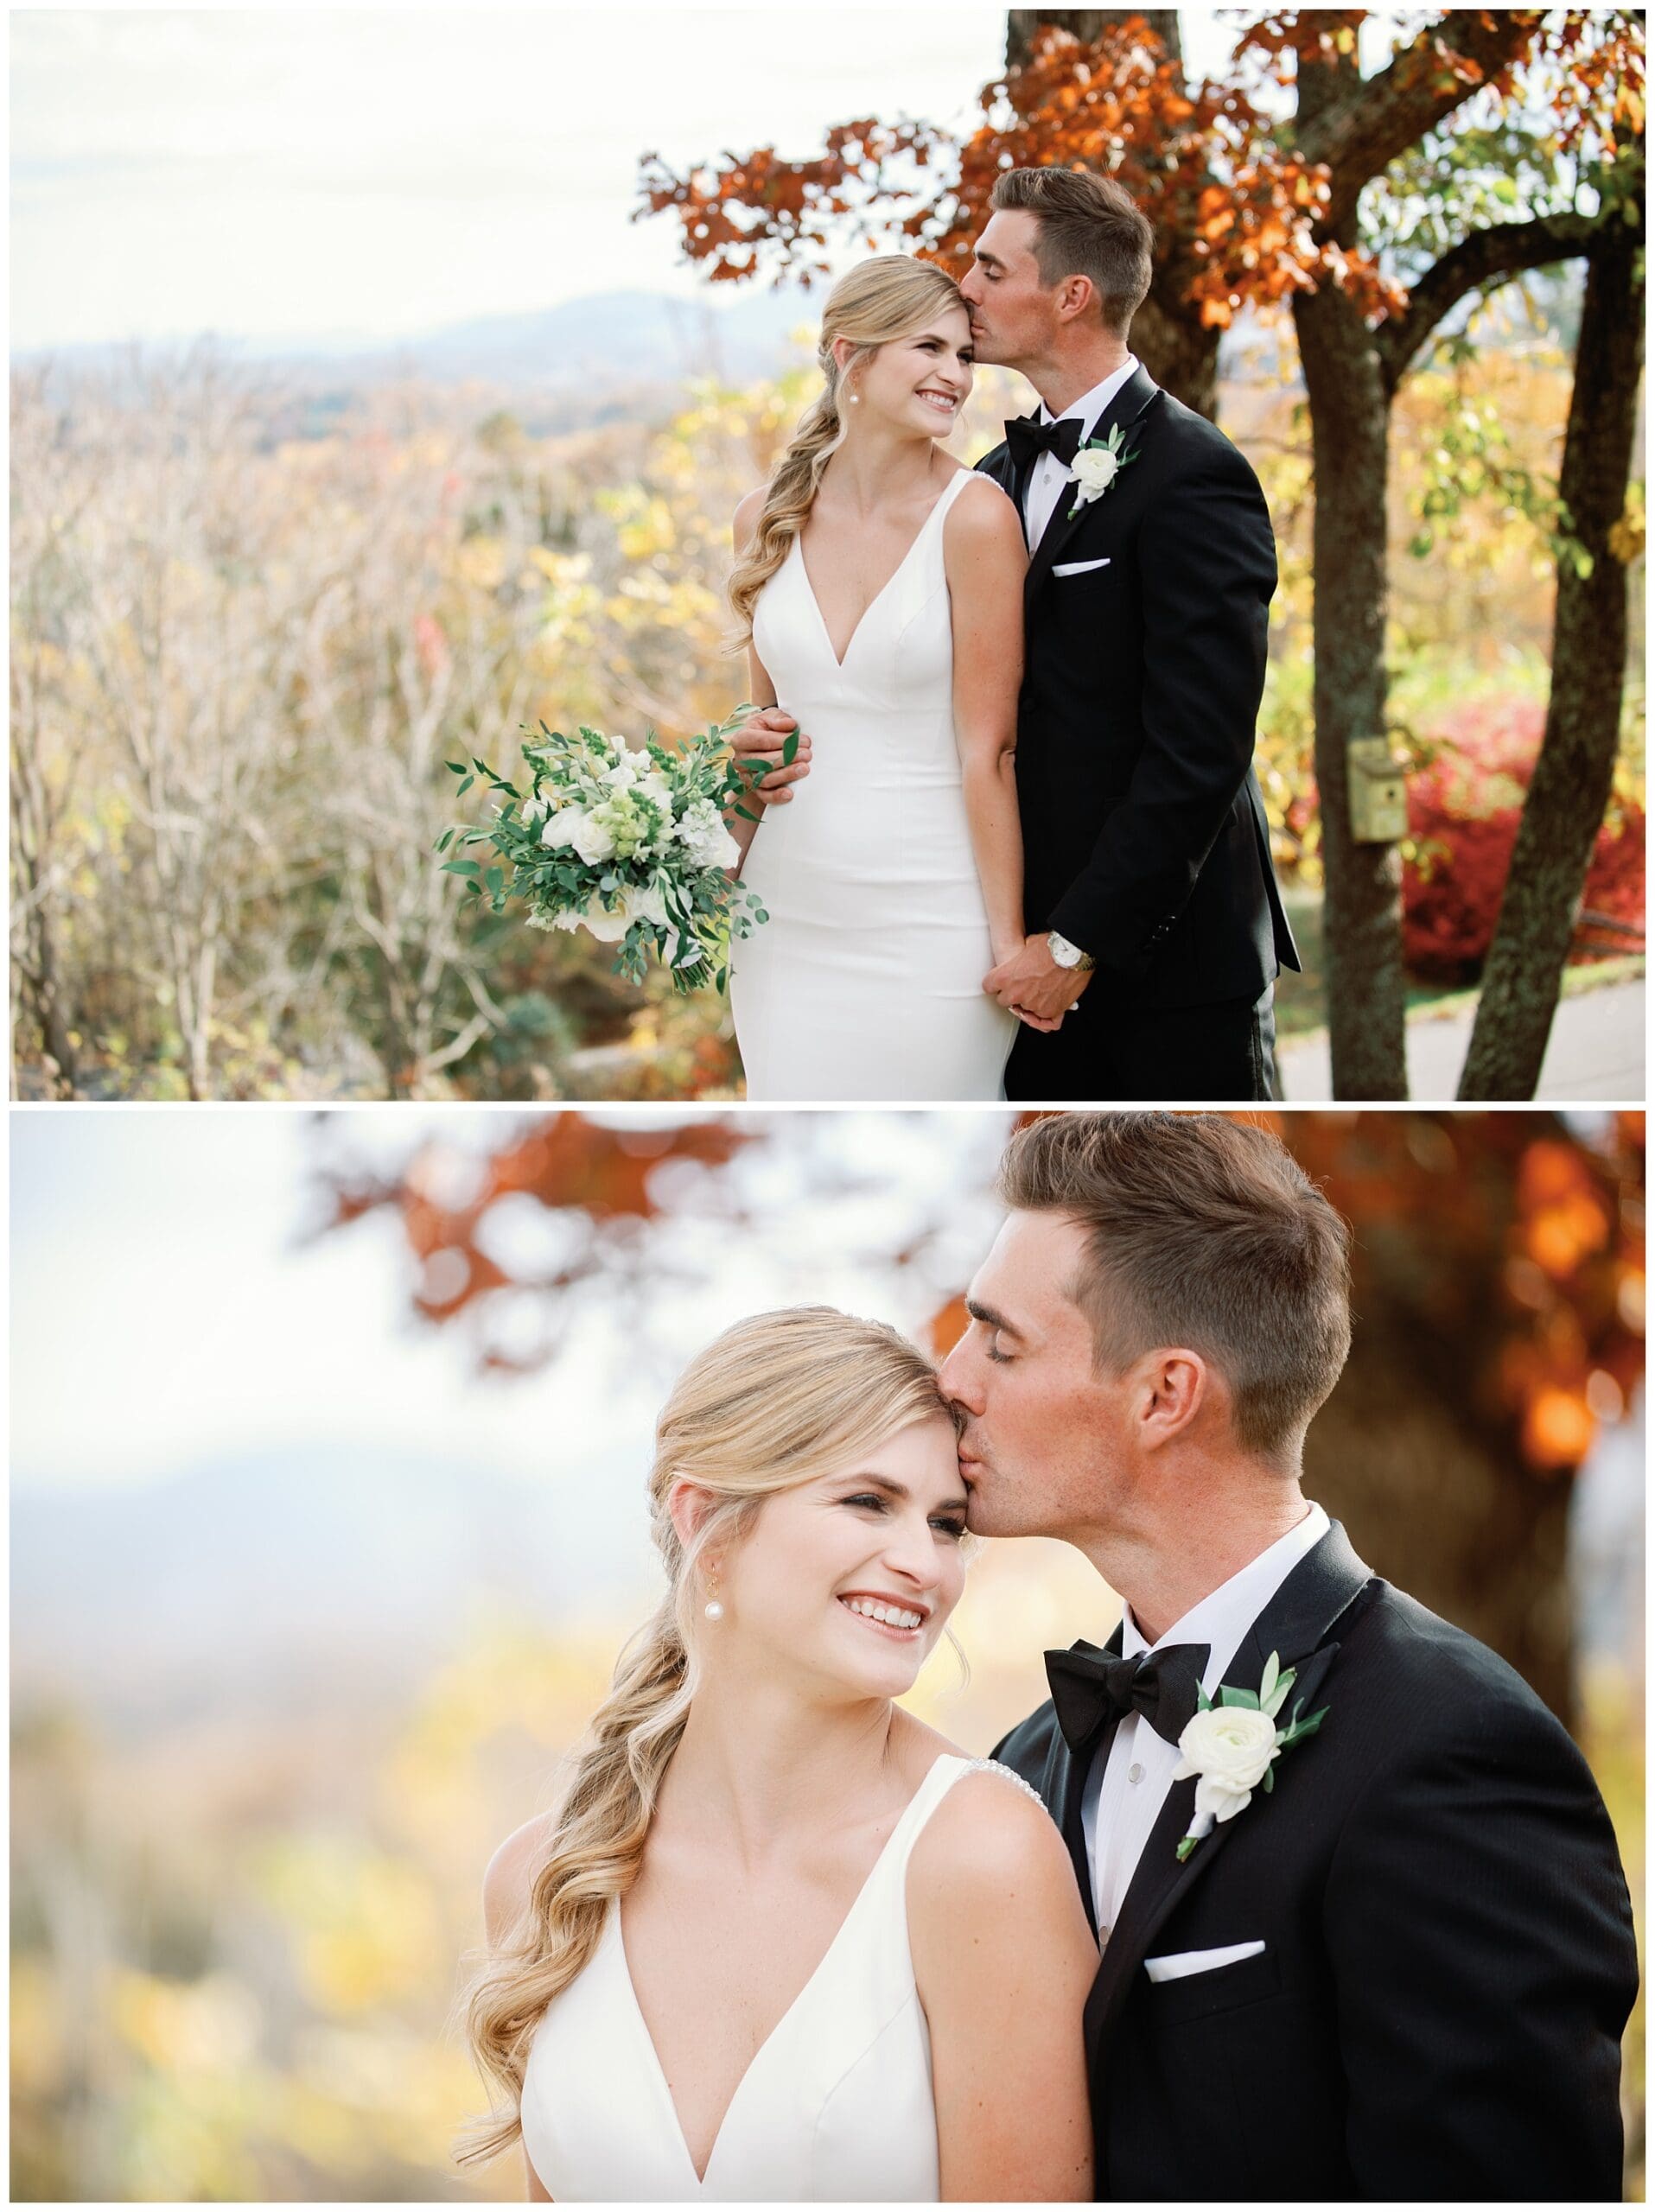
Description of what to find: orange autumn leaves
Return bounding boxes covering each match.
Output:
[1505,1130,1645,1468]
[323,1110,1642,1484]
[637,12,1642,336]
[1276,1115,1642,1478]
[637,16,1402,329]
[323,1116,755,1333]
[928,1111,1642,1480]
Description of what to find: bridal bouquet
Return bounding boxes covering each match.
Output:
[438,708,791,992]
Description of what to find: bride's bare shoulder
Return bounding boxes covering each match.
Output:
[942,468,1026,555]
[482,1810,559,1946]
[733,486,768,551]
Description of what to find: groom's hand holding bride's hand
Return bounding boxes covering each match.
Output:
[729,709,812,802]
[984,936,1093,1028]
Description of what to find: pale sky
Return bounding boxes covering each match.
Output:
[10,4,1240,350]
[9,1106,1013,1493]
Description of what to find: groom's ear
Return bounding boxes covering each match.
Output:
[1135,1350,1210,1448]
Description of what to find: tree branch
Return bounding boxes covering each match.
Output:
[1377,206,1626,393]
[1297,13,1540,233]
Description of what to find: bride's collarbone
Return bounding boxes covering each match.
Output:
[801,474,964,604]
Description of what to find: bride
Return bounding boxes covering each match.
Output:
[458,1307,1095,2202]
[722,259,1041,1103]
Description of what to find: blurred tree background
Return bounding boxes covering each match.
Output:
[10,1107,1644,2198]
[10,12,1645,1102]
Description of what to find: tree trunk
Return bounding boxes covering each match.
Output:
[1003,10,1222,416]
[1458,215,1645,1099]
[1005,10,1181,72]
[1291,46,1409,1100]
[1304,1320,1575,1727]
[1130,289,1220,418]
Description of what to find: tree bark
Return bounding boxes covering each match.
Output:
[1458,210,1646,1098]
[1305,1323,1575,1726]
[1292,43,1409,1099]
[1003,10,1222,416]
[1005,10,1181,72]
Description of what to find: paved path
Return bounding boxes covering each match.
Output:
[1278,977,1645,1103]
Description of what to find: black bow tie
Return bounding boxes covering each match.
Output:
[1005,411,1085,471]
[1045,1640,1212,1754]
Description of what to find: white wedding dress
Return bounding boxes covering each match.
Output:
[518,1754,1039,2200]
[729,470,1017,1101]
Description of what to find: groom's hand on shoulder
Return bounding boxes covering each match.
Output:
[729,709,811,801]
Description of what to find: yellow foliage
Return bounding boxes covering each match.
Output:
[456,535,507,592]
[109,1967,262,2075]
[247,1836,445,2017]
[10,1956,67,2097]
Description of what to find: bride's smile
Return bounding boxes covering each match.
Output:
[698,1415,968,1695]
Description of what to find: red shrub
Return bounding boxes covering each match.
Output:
[1403,699,1645,982]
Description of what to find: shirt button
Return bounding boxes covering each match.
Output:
[1128,1762,1145,1784]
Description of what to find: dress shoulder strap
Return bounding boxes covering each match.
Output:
[891,1752,1050,1869]
[933,467,981,526]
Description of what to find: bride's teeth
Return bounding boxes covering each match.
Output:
[844,1597,922,1629]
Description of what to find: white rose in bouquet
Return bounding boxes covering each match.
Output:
[580,881,669,942]
[541,806,619,867]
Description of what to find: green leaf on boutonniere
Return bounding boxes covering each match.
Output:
[1263,1664,1297,1720]
[1277,1699,1330,1748]
[1219,1686,1261,1710]
[1259,1652,1280,1707]
[1195,1683,1213,1713]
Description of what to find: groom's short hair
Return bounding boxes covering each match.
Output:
[998,1113,1353,1466]
[989,168,1154,334]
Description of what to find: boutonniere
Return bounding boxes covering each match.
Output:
[1065,422,1140,518]
[1172,1652,1328,1863]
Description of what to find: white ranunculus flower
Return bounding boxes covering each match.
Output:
[1069,445,1122,500]
[520,795,551,824]
[1174,1705,1279,1825]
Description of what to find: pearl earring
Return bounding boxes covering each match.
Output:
[848,393,860,405]
[704,1598,725,1621]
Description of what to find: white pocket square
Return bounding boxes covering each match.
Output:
[1144,1940,1266,1984]
[1052,557,1111,577]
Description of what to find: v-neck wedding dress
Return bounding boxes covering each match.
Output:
[729,470,1017,1101]
[518,1754,1033,2200]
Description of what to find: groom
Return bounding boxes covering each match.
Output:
[961,168,1298,1102]
[939,1112,1638,2200]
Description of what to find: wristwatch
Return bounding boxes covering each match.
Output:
[1047,930,1096,973]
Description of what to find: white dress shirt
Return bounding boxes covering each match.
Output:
[1021,355,1140,550]
[1081,1500,1331,1937]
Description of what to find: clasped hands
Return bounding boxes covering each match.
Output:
[727,709,1089,1033]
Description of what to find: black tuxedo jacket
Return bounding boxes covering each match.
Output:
[992,1522,1639,2202]
[977,367,1298,1020]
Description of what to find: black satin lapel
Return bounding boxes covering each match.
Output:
[1041,1621,1123,1928]
[1043,1721,1099,1929]
[977,443,1016,497]
[1084,1766,1198,2060]
[1023,364,1161,608]
[1082,1522,1372,2068]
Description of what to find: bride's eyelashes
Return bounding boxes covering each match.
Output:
[839,1491,967,1541]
